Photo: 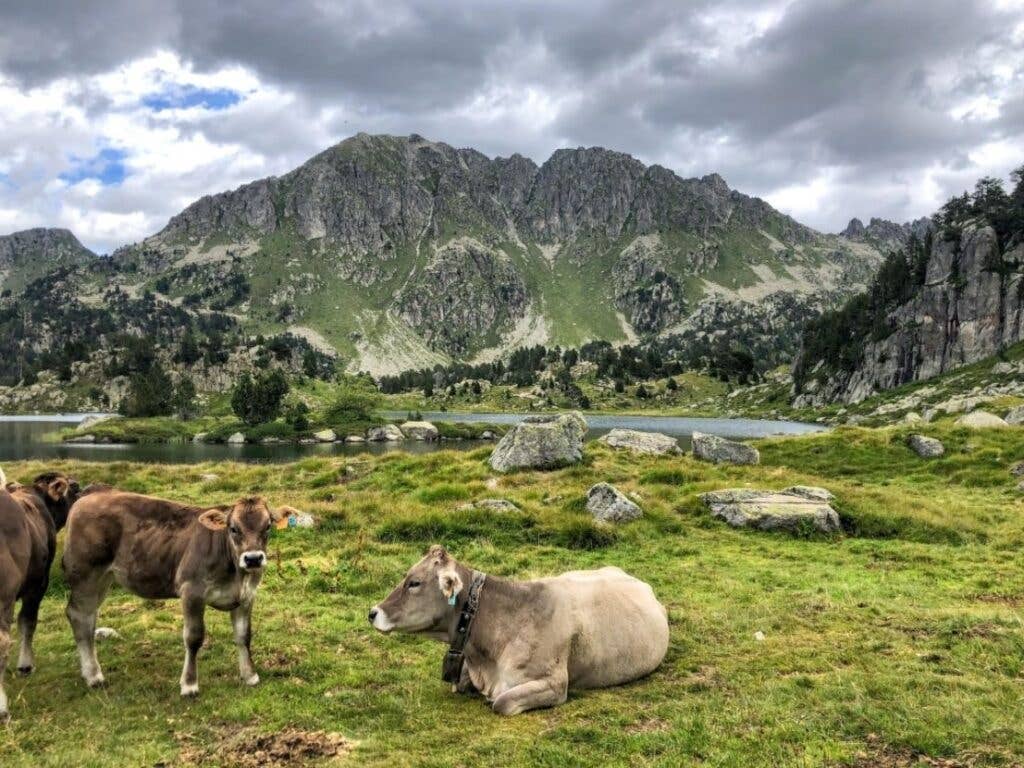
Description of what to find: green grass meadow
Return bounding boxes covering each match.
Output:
[3,425,1024,766]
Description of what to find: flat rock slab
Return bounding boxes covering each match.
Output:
[599,428,681,456]
[691,432,760,465]
[908,434,945,458]
[489,411,587,472]
[456,498,520,513]
[700,487,841,534]
[586,482,642,523]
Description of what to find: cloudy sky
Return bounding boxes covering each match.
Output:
[1,0,1022,253]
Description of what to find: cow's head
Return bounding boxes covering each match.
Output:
[31,472,81,531]
[198,497,283,572]
[369,545,464,633]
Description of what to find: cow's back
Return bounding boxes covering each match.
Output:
[542,567,669,689]
[63,491,197,599]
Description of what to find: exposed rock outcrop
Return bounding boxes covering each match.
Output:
[908,434,945,458]
[797,224,1024,406]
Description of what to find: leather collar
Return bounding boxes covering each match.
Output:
[441,570,487,684]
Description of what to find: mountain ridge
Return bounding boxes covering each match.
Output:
[0,133,885,402]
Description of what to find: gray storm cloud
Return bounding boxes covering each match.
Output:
[0,0,1021,252]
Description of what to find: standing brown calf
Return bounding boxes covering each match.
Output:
[0,469,80,721]
[61,489,284,697]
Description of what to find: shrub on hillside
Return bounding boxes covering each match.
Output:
[231,369,290,425]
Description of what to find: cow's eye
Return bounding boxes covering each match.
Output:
[229,525,241,535]
[407,580,421,589]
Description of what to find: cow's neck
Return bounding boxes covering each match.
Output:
[447,562,522,657]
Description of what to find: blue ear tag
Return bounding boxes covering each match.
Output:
[448,593,458,606]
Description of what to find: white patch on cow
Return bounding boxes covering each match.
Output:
[372,607,394,632]
[243,672,260,686]
[180,681,199,697]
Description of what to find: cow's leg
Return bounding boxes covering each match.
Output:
[491,672,569,716]
[179,594,206,697]
[16,585,45,675]
[66,569,111,688]
[0,603,13,721]
[231,603,259,686]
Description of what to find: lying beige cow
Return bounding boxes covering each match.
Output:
[369,545,669,715]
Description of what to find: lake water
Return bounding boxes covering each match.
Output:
[0,412,825,465]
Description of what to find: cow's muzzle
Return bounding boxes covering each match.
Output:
[240,551,267,571]
[368,606,394,632]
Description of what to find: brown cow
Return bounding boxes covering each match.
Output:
[0,468,80,721]
[61,489,285,697]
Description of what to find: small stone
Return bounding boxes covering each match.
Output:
[908,434,945,458]
[94,627,119,641]
[1005,405,1024,425]
[586,483,642,523]
[200,473,219,482]
[314,428,337,443]
[903,411,922,424]
[345,435,365,443]
[192,432,208,443]
[457,498,520,513]
[1010,461,1024,477]
[754,631,766,642]
[227,432,246,445]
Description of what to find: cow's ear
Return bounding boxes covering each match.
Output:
[438,568,463,602]
[198,509,229,531]
[46,477,70,502]
[272,505,300,523]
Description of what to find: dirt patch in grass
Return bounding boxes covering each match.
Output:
[180,727,352,767]
[974,592,1024,607]
[625,717,672,734]
[840,735,970,767]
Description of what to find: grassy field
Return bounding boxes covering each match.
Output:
[3,424,1024,766]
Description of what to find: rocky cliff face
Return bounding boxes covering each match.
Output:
[796,222,1024,405]
[839,216,932,253]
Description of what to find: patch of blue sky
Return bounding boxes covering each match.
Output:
[58,147,128,186]
[142,84,242,112]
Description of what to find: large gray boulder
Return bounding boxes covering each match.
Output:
[955,410,1009,429]
[908,434,945,458]
[599,428,681,456]
[314,428,337,443]
[586,483,642,523]
[701,487,841,534]
[367,424,405,442]
[488,411,587,472]
[226,432,246,445]
[401,421,439,441]
[691,432,760,465]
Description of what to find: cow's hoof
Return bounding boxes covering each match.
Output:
[86,675,107,689]
[16,665,33,677]
[243,673,260,687]
[180,683,199,698]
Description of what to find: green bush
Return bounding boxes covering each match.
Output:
[231,369,290,425]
